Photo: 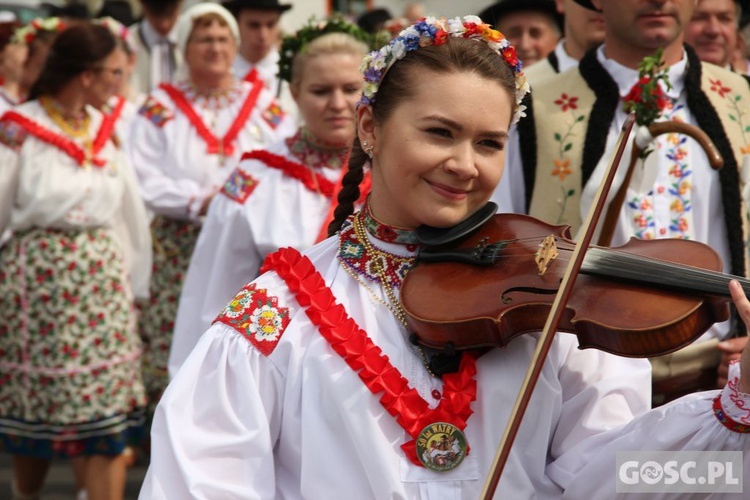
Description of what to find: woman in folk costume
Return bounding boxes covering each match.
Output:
[141,16,750,499]
[0,23,151,500]
[128,2,295,422]
[95,16,144,144]
[168,17,371,377]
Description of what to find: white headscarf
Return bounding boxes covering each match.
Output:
[175,2,240,56]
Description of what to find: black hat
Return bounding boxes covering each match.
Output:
[221,0,292,13]
[478,0,563,32]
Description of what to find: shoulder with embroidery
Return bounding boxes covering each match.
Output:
[219,165,260,204]
[137,94,174,128]
[212,277,297,357]
[256,85,287,129]
[0,112,30,151]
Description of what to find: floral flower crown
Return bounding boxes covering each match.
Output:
[96,16,138,55]
[278,16,373,85]
[11,17,65,46]
[359,15,530,124]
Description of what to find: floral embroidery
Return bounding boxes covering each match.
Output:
[554,93,578,112]
[0,119,28,151]
[241,150,336,197]
[361,203,419,246]
[709,77,750,151]
[262,101,285,129]
[285,128,350,172]
[214,283,291,356]
[626,102,693,240]
[337,217,415,288]
[550,93,585,223]
[713,360,750,433]
[138,96,173,128]
[220,168,258,204]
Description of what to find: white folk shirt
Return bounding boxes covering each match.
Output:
[494,47,732,340]
[140,231,750,498]
[233,50,300,125]
[169,137,343,376]
[128,80,296,221]
[0,100,152,298]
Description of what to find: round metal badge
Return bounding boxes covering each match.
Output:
[415,422,468,472]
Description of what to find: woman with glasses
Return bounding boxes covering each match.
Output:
[169,17,371,376]
[0,22,151,500]
[128,2,296,427]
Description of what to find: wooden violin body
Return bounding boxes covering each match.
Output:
[401,213,731,358]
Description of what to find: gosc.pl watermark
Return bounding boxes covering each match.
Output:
[616,451,743,493]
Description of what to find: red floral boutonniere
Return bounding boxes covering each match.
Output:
[623,48,671,127]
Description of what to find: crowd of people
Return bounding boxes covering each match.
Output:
[0,0,749,499]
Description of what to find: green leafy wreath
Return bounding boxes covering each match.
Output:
[278,15,374,85]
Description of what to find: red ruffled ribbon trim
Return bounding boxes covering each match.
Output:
[2,110,116,167]
[160,82,262,157]
[713,394,750,433]
[242,149,338,198]
[264,247,477,466]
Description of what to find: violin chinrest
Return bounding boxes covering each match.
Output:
[415,202,498,246]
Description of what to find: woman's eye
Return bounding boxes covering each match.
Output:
[427,128,452,138]
[479,139,504,151]
[345,86,360,94]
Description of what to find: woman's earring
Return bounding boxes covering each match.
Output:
[362,140,374,159]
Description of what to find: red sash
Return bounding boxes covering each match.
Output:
[160,82,263,157]
[2,110,116,167]
[263,247,478,467]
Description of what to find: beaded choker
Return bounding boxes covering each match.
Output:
[361,202,420,247]
[179,79,243,110]
[286,128,350,171]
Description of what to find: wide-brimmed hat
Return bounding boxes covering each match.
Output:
[478,0,563,32]
[221,0,292,13]
[572,0,598,10]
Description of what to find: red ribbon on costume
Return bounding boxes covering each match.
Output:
[242,149,337,197]
[160,82,263,157]
[244,67,259,84]
[1,110,115,167]
[263,247,478,467]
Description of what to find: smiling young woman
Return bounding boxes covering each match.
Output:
[141,15,750,499]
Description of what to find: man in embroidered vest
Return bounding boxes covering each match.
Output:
[685,0,743,70]
[524,0,606,85]
[497,0,750,404]
[130,0,183,94]
[477,0,563,67]
[221,0,297,121]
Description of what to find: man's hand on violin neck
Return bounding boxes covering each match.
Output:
[727,281,750,393]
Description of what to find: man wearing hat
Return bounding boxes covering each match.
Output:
[223,0,290,96]
[130,0,184,95]
[478,0,563,67]
[524,0,605,84]
[496,0,750,404]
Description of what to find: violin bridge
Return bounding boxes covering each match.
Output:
[535,235,558,276]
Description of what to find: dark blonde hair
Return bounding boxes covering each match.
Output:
[327,37,518,236]
[290,32,368,90]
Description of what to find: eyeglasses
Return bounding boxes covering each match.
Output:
[93,67,125,78]
[190,36,233,46]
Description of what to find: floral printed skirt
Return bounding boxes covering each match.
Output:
[138,215,200,419]
[0,227,146,459]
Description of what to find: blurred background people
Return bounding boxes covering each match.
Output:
[130,0,183,94]
[169,16,370,376]
[525,0,605,83]
[478,0,563,67]
[0,22,151,500]
[222,0,297,120]
[128,2,295,431]
[685,0,743,69]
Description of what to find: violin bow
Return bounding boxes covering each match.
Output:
[480,114,637,498]
[597,121,723,247]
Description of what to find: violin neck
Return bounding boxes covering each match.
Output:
[581,247,750,297]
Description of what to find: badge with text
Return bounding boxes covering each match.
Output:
[416,422,467,472]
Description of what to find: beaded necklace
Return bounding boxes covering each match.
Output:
[286,128,350,172]
[40,95,90,139]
